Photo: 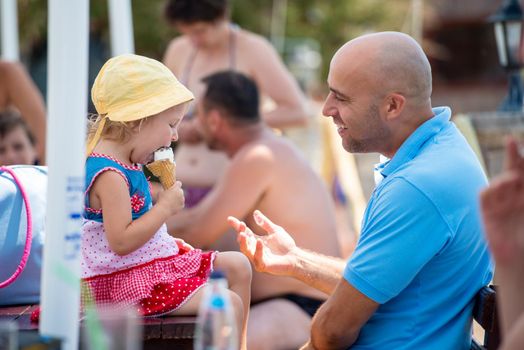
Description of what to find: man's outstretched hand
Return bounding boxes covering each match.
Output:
[227,210,298,276]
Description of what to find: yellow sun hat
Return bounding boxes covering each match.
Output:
[86,54,194,155]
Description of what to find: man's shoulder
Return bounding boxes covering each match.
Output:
[395,129,486,191]
[232,138,277,166]
[233,135,299,164]
[374,137,486,230]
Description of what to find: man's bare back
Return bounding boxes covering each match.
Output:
[236,132,340,301]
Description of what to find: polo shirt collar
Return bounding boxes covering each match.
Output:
[379,106,451,179]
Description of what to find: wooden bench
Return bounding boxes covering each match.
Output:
[2,286,500,349]
[471,285,500,350]
[0,304,196,349]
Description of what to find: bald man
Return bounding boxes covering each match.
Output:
[228,31,493,349]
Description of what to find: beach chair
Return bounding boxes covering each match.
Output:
[471,285,500,350]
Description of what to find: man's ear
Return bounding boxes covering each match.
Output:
[383,93,405,121]
[207,109,223,132]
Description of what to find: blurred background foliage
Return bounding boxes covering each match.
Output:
[17,0,411,93]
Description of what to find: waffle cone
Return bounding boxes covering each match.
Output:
[146,160,176,189]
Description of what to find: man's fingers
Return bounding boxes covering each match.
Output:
[227,216,242,231]
[228,216,250,235]
[253,239,266,271]
[237,232,255,261]
[253,210,279,234]
[246,232,258,255]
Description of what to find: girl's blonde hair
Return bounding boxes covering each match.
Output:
[86,113,148,147]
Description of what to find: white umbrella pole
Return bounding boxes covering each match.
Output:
[109,0,135,56]
[1,0,19,61]
[40,1,89,349]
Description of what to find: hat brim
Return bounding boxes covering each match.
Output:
[107,83,194,122]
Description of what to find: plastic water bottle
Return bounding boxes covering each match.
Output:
[194,270,238,350]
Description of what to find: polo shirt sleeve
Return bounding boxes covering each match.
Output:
[344,177,452,304]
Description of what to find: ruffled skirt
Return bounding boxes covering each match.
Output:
[82,247,216,316]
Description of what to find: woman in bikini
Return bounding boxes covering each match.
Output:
[163,0,308,207]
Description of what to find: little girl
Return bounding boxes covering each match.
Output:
[82,54,251,348]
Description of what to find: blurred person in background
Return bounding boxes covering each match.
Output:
[481,137,524,350]
[0,61,46,164]
[163,0,308,207]
[0,110,38,166]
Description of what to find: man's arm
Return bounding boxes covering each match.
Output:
[287,245,345,295]
[167,145,273,248]
[229,210,377,348]
[228,211,345,295]
[305,279,379,349]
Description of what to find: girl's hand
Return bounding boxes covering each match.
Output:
[157,181,185,215]
[174,238,193,251]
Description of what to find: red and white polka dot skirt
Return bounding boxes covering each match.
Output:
[82,248,216,316]
[138,250,215,316]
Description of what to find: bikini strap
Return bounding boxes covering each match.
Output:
[182,23,239,86]
[181,47,198,85]
[229,23,238,70]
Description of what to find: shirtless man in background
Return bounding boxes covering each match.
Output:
[163,0,307,207]
[167,71,341,350]
[0,61,46,164]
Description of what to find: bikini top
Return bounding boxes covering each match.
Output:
[181,25,238,118]
[181,24,239,86]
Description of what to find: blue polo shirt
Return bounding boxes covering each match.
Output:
[344,107,493,349]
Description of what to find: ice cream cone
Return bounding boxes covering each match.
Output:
[146,159,176,189]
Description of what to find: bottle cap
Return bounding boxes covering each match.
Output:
[210,295,226,309]
[210,269,225,280]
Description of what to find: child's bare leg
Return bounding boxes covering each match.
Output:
[214,251,252,350]
[167,286,244,317]
[165,287,206,316]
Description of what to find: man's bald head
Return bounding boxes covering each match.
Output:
[332,32,432,106]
